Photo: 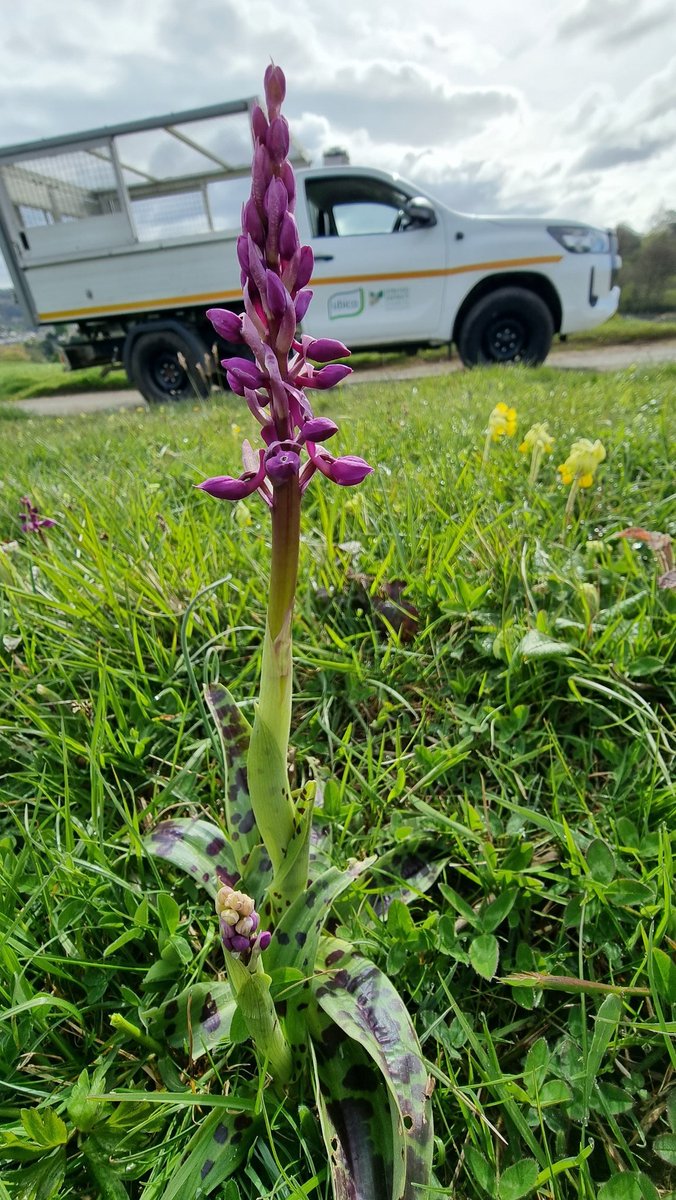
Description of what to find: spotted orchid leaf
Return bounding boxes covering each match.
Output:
[144,818,238,898]
[313,938,434,1200]
[144,981,235,1059]
[371,845,449,915]
[204,683,259,870]
[267,857,376,977]
[310,1036,395,1200]
[266,780,315,915]
[158,1106,257,1200]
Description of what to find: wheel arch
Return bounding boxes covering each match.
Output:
[452,272,562,345]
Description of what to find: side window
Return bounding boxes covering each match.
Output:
[333,201,401,236]
[306,175,410,238]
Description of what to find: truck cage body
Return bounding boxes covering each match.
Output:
[0,98,308,331]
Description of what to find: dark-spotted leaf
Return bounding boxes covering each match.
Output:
[311,1037,394,1200]
[497,1158,538,1200]
[204,684,258,870]
[372,845,449,915]
[469,934,499,981]
[265,780,315,914]
[313,938,433,1200]
[144,818,238,898]
[158,1107,256,1200]
[267,857,375,978]
[144,982,234,1058]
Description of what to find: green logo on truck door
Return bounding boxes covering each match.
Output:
[328,288,364,319]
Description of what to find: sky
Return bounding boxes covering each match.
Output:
[1,0,675,290]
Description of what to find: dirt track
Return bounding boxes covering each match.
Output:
[11,338,676,417]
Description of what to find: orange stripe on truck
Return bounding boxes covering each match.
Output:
[37,255,563,322]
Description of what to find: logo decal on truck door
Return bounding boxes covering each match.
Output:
[328,288,364,319]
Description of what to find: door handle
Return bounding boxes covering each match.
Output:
[314,254,334,262]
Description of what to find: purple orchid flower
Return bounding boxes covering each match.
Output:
[196,63,372,506]
[19,497,56,536]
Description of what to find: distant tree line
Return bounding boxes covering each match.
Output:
[617,209,676,313]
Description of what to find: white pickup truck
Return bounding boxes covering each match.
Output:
[0,98,621,402]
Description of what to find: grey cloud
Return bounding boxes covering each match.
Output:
[558,0,673,46]
[575,131,675,171]
[302,63,519,144]
[557,0,672,41]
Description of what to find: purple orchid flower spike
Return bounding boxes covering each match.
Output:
[197,62,372,505]
[196,65,374,933]
[19,497,56,536]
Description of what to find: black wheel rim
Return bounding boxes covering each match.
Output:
[484,314,527,362]
[151,351,188,396]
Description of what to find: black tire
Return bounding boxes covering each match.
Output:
[457,287,554,367]
[128,327,209,403]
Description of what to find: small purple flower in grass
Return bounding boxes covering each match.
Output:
[20,497,56,535]
[216,884,271,961]
[197,62,371,504]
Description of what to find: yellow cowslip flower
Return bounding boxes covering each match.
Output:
[519,423,554,455]
[519,422,554,484]
[488,402,517,442]
[557,438,606,489]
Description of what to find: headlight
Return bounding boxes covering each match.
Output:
[547,225,610,254]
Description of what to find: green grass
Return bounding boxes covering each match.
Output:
[0,360,128,403]
[1,365,675,1199]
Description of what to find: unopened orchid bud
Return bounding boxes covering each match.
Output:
[207,307,243,343]
[295,245,314,291]
[251,103,268,141]
[276,300,297,355]
[294,289,313,323]
[252,143,273,214]
[222,357,266,392]
[280,161,296,211]
[279,212,300,261]
[266,269,290,320]
[266,116,290,165]
[242,198,265,247]
[264,177,287,261]
[236,234,251,278]
[264,63,286,119]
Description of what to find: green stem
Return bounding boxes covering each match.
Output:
[529,446,543,485]
[226,956,293,1089]
[247,480,302,873]
[565,476,581,525]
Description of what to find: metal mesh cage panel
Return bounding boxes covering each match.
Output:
[1,147,121,228]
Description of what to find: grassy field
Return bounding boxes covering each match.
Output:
[1,313,676,404]
[0,364,674,1199]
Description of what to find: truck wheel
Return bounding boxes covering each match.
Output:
[457,287,553,367]
[128,328,209,403]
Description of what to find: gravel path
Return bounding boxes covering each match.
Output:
[10,338,676,417]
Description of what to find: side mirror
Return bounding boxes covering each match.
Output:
[403,197,437,228]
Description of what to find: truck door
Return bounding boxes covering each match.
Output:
[299,174,448,344]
